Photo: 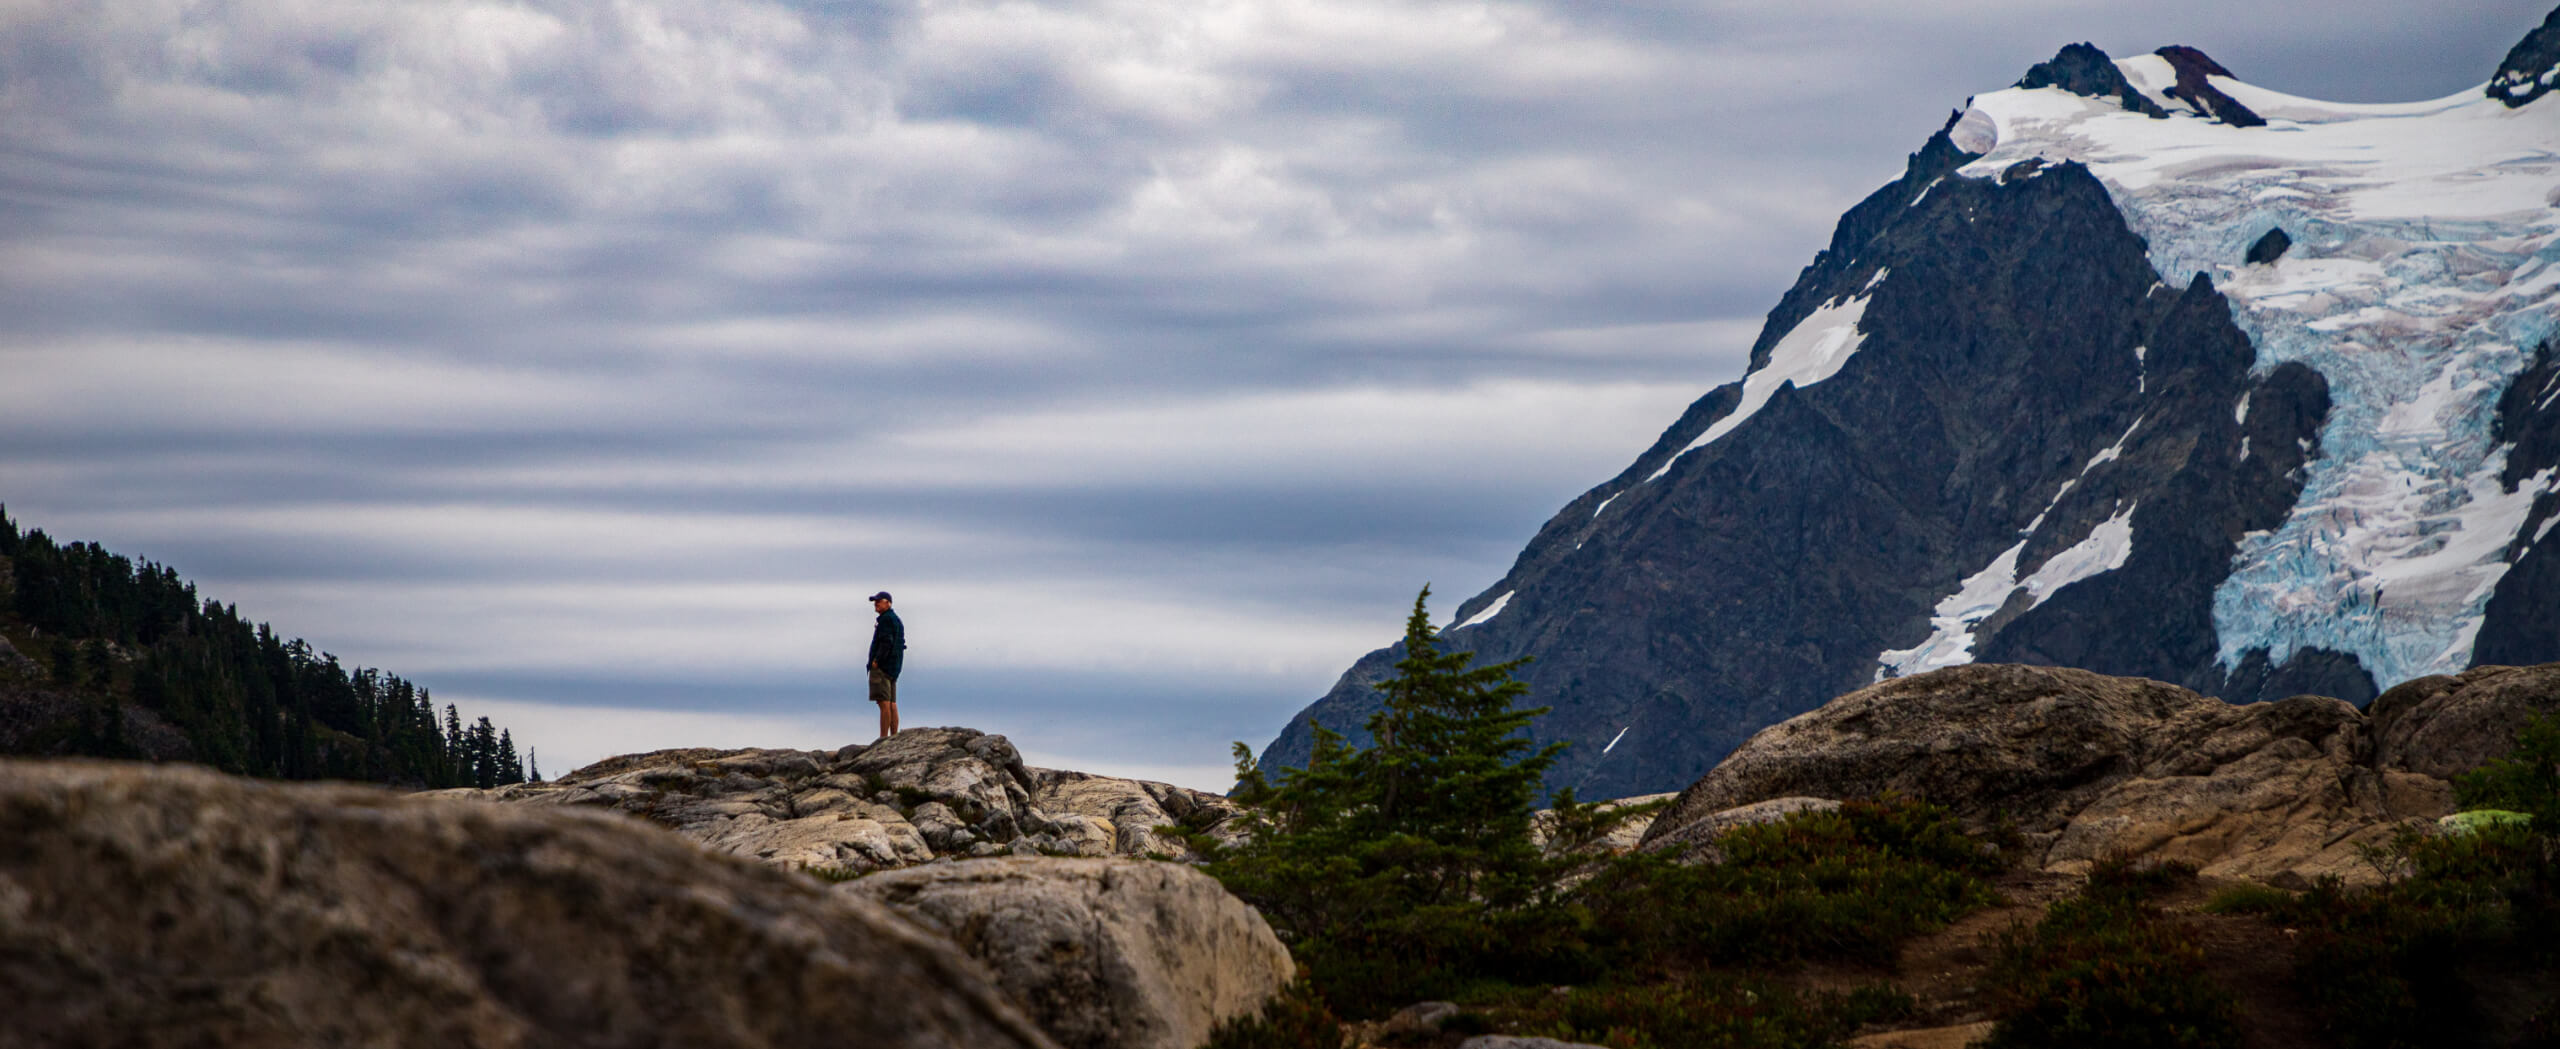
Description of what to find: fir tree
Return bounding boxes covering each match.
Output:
[469,716,499,789]
[496,728,523,785]
[1212,586,1568,1010]
[444,704,465,783]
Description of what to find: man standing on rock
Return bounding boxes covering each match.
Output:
[867,591,905,739]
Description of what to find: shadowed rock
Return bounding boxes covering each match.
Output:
[0,760,1061,1049]
[2246,227,2292,265]
[2155,46,2266,127]
[2015,42,2169,117]
[2369,663,2560,779]
[2491,3,2560,107]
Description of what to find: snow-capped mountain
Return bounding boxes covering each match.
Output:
[1264,7,2560,802]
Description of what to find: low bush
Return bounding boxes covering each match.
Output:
[1979,862,2243,1049]
[2264,824,2557,1049]
[1484,975,1879,1049]
[2228,710,2560,1049]
[1572,797,2003,975]
[2200,881,2295,915]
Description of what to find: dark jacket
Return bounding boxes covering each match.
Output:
[869,609,905,680]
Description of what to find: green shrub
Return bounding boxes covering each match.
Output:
[1572,798,2001,974]
[1496,975,1855,1049]
[1979,876,2243,1049]
[2273,821,2557,1049]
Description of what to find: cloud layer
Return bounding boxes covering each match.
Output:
[2,0,2542,786]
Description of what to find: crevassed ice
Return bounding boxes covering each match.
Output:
[1942,57,2560,686]
[1645,289,1877,484]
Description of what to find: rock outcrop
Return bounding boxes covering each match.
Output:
[844,858,1294,1049]
[2491,3,2560,107]
[434,727,1249,875]
[0,759,1061,1049]
[1640,664,2560,886]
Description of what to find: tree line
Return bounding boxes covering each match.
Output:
[0,506,531,789]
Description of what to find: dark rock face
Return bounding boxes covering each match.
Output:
[2474,341,2560,667]
[1269,152,2333,802]
[2016,42,2170,117]
[0,760,1062,1049]
[2245,227,2292,265]
[1638,664,2560,886]
[2491,4,2560,107]
[2154,46,2266,127]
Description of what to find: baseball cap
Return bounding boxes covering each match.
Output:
[868,591,893,602]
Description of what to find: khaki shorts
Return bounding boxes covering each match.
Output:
[868,666,898,705]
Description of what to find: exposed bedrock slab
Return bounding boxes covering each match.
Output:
[1640,664,2558,886]
[429,726,1250,875]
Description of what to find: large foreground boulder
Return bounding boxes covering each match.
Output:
[437,727,1249,875]
[843,857,1295,1049]
[0,760,1060,1049]
[1640,664,2560,885]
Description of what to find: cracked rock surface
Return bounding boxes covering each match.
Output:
[429,726,1252,875]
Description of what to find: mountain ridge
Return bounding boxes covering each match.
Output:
[1266,10,2560,802]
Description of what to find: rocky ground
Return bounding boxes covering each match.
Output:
[425,726,1253,873]
[10,662,2555,1049]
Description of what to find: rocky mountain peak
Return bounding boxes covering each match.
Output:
[2492,3,2560,107]
[2152,45,2266,127]
[2014,42,2169,117]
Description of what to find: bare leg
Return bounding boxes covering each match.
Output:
[882,699,899,737]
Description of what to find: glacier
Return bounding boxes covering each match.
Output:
[1906,54,2560,688]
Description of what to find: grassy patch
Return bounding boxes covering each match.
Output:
[2200,881,2295,915]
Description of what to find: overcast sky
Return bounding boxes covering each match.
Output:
[2,0,2545,790]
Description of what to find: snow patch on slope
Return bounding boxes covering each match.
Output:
[1881,501,2140,678]
[1947,65,2560,686]
[1450,590,1513,631]
[1645,292,1874,483]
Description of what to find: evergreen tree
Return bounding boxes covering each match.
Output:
[1212,586,1567,1010]
[444,704,465,783]
[496,728,523,785]
[528,748,543,783]
[469,716,499,789]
